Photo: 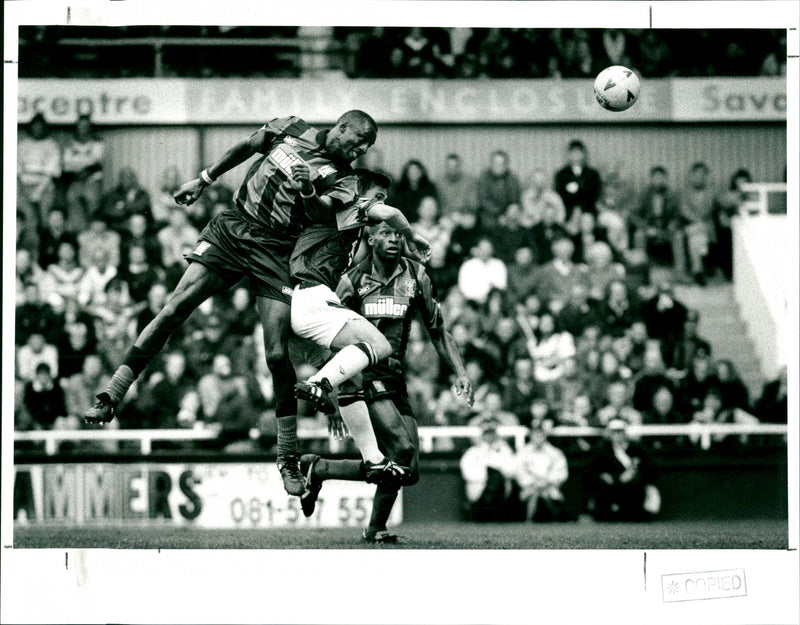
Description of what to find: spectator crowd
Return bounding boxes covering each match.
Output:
[20,27,787,80]
[15,113,787,458]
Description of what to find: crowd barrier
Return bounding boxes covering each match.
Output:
[15,423,789,456]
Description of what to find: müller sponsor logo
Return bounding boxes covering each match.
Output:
[364,296,408,317]
[661,568,747,603]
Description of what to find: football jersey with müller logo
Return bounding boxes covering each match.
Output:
[336,255,444,378]
[233,116,359,238]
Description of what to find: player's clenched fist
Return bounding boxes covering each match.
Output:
[407,232,432,263]
[173,178,206,206]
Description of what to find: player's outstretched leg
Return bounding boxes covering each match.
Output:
[256,296,305,496]
[84,262,228,424]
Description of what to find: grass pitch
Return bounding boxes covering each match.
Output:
[13,518,788,550]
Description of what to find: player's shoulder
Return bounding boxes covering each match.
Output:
[264,115,313,136]
[403,257,429,280]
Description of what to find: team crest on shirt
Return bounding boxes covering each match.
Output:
[317,164,336,178]
[358,282,374,296]
[402,279,416,297]
[283,136,298,147]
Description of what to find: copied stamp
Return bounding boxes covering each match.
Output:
[661,569,747,603]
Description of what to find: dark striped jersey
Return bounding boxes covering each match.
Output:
[234,116,359,238]
[336,255,444,379]
[289,196,381,290]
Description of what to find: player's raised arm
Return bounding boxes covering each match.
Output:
[366,203,431,262]
[414,267,473,406]
[174,129,265,206]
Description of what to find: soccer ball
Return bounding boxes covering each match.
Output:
[593,66,641,112]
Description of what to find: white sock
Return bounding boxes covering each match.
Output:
[309,344,370,388]
[339,400,382,464]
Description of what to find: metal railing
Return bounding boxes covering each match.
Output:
[14,423,788,456]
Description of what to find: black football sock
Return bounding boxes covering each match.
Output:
[314,458,365,482]
[367,484,400,534]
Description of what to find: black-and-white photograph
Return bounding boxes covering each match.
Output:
[3,2,798,624]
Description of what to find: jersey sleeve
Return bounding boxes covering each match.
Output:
[335,193,376,231]
[253,116,301,153]
[413,262,444,333]
[336,272,358,309]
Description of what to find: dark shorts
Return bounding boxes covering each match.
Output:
[186,208,295,304]
[340,372,413,419]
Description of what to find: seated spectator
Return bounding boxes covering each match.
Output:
[528,313,576,384]
[672,309,711,372]
[506,246,538,306]
[595,168,635,255]
[38,208,78,269]
[640,282,689,368]
[644,385,685,425]
[120,244,163,304]
[91,277,141,367]
[627,320,651,373]
[62,354,109,420]
[477,150,522,227]
[553,139,602,225]
[100,167,152,230]
[597,279,639,337]
[632,348,675,412]
[521,168,565,227]
[457,238,507,306]
[492,203,535,265]
[558,393,594,428]
[459,416,521,522]
[121,213,162,268]
[598,29,633,68]
[501,358,541,421]
[77,218,121,269]
[467,390,519,427]
[586,349,629,409]
[585,242,625,302]
[532,236,589,314]
[530,201,569,264]
[163,242,195,291]
[587,419,660,521]
[17,332,59,383]
[571,211,608,264]
[135,281,169,336]
[487,316,529,372]
[17,112,60,228]
[62,113,104,233]
[181,313,239,380]
[556,284,601,338]
[595,379,642,427]
[681,349,716,412]
[753,366,787,424]
[193,354,255,450]
[40,240,85,309]
[57,319,95,380]
[712,359,750,411]
[134,351,194,428]
[435,153,478,219]
[635,31,674,77]
[22,362,67,430]
[398,27,441,77]
[158,206,201,268]
[545,356,585,417]
[77,248,118,308]
[411,195,452,270]
[16,248,45,303]
[712,169,752,280]
[446,205,486,269]
[688,388,734,450]
[677,161,718,285]
[515,422,570,521]
[16,283,64,346]
[633,166,681,267]
[391,159,437,222]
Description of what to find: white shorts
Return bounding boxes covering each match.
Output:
[290,284,363,349]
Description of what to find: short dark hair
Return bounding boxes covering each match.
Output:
[35,362,52,376]
[354,168,392,194]
[446,153,461,161]
[691,161,709,172]
[337,110,378,142]
[649,165,667,176]
[568,139,586,152]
